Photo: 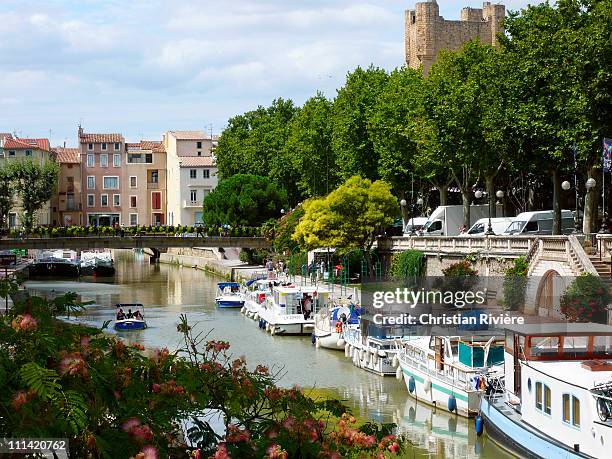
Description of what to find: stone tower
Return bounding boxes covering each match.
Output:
[405,1,505,75]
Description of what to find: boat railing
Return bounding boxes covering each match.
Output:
[397,342,493,391]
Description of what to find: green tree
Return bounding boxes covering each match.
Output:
[285,93,337,198]
[293,176,397,273]
[273,205,305,254]
[501,0,612,233]
[332,66,389,181]
[369,67,424,198]
[214,98,301,203]
[0,164,15,229]
[12,159,59,231]
[201,174,288,227]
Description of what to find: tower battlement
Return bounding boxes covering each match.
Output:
[405,1,505,75]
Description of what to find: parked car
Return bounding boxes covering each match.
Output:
[503,210,574,235]
[464,217,513,236]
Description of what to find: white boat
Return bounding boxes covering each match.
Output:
[480,323,612,458]
[343,317,412,376]
[241,278,280,320]
[313,300,362,350]
[257,284,331,335]
[392,335,504,417]
[215,282,245,308]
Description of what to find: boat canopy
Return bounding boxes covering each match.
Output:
[217,282,240,289]
[116,303,144,309]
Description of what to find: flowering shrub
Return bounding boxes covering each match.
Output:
[0,283,405,458]
[441,260,479,294]
[560,273,610,323]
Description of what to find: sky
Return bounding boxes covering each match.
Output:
[0,0,543,146]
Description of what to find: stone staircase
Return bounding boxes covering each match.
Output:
[589,254,612,281]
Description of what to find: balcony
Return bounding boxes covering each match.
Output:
[147,181,159,189]
[183,200,202,208]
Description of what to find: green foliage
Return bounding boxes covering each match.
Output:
[441,261,479,294]
[0,164,14,228]
[202,174,288,227]
[239,248,270,266]
[503,257,529,311]
[332,65,389,181]
[389,250,425,280]
[293,176,397,254]
[561,273,611,323]
[11,159,59,230]
[273,205,304,253]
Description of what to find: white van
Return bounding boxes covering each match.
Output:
[465,217,513,236]
[403,217,428,235]
[503,210,575,235]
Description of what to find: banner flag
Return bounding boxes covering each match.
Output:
[604,138,612,173]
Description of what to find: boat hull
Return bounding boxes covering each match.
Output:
[344,331,396,376]
[216,299,245,308]
[29,261,80,278]
[114,320,147,331]
[480,396,588,459]
[314,330,345,350]
[93,264,116,276]
[398,362,479,417]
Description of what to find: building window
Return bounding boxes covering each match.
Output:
[101,194,108,207]
[129,176,137,188]
[562,394,581,428]
[114,142,120,151]
[100,154,108,167]
[150,170,159,183]
[87,176,95,189]
[103,176,119,190]
[25,150,32,156]
[130,196,137,208]
[8,150,15,157]
[190,190,197,203]
[190,169,197,179]
[87,194,95,207]
[197,141,202,149]
[127,153,153,164]
[202,169,210,179]
[102,143,107,151]
[88,143,93,151]
[197,151,202,156]
[87,154,94,167]
[113,154,121,167]
[152,191,161,210]
[129,213,138,226]
[113,194,120,206]
[535,382,551,415]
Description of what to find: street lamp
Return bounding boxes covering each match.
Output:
[400,199,408,234]
[474,190,494,235]
[496,190,505,217]
[562,181,571,191]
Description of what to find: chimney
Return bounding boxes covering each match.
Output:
[78,124,83,139]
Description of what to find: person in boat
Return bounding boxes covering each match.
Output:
[117,309,125,320]
[127,309,133,319]
[302,294,312,320]
[134,310,143,320]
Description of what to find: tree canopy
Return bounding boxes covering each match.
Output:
[201,174,288,227]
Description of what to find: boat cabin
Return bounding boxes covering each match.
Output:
[270,285,330,317]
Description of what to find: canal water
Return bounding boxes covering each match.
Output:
[25,250,513,458]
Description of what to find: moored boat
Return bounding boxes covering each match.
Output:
[257,284,331,335]
[480,323,612,458]
[241,278,280,320]
[313,300,362,350]
[80,251,115,276]
[215,282,245,308]
[29,255,80,278]
[393,335,504,417]
[114,303,147,331]
[343,317,412,376]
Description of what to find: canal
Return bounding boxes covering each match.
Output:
[25,250,513,458]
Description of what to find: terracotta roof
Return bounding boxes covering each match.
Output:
[3,137,50,151]
[168,130,209,140]
[54,147,80,164]
[179,156,216,167]
[125,140,165,153]
[80,133,123,143]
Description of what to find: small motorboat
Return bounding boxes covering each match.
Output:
[313,299,363,350]
[215,282,245,308]
[114,303,147,331]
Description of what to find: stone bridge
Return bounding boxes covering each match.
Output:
[0,236,271,260]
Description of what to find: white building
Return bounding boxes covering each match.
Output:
[163,131,218,225]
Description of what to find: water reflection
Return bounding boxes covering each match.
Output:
[24,250,512,458]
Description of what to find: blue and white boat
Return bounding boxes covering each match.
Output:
[215,282,245,308]
[313,300,363,350]
[114,303,147,331]
[480,323,612,458]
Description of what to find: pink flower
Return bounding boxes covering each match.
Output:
[59,352,88,378]
[131,425,154,443]
[122,417,141,433]
[12,391,27,411]
[11,314,38,332]
[213,443,230,459]
[388,442,400,453]
[80,335,90,348]
[141,445,158,459]
[265,444,288,459]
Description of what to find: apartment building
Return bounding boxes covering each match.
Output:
[54,147,82,226]
[78,127,125,226]
[163,131,218,225]
[0,133,54,227]
[123,141,167,227]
